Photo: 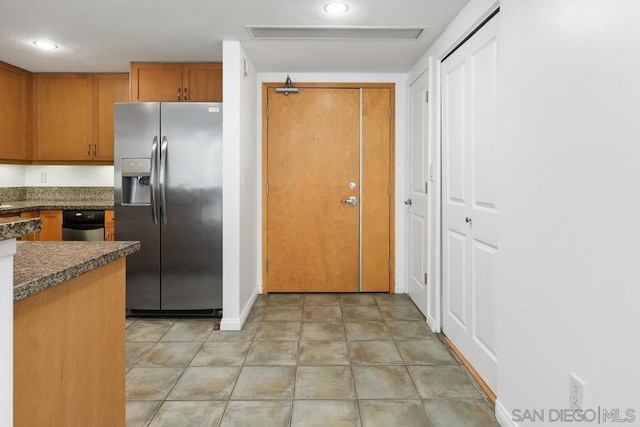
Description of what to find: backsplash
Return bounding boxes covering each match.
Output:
[0,187,113,202]
[0,187,27,202]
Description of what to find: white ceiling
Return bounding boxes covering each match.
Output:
[0,0,469,73]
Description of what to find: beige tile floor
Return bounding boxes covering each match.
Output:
[125,293,499,426]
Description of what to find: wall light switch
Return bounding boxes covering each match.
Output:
[40,172,47,183]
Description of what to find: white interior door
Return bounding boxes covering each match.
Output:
[407,72,430,316]
[442,14,499,392]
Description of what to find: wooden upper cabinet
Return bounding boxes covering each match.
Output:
[130,63,183,102]
[0,62,32,161]
[36,74,93,161]
[183,63,222,102]
[35,73,128,163]
[93,74,129,161]
[131,62,222,102]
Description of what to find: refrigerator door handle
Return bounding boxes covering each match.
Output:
[150,136,159,226]
[160,136,168,225]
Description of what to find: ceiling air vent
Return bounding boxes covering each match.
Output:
[247,26,424,40]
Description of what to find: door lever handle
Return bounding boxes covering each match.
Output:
[404,199,412,206]
[341,196,358,206]
[465,217,472,224]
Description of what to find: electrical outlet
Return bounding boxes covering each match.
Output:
[39,171,47,183]
[569,373,585,409]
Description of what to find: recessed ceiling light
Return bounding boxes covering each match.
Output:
[324,2,349,15]
[33,40,58,50]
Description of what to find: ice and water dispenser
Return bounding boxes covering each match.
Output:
[121,158,151,205]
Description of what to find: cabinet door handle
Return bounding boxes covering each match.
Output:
[177,88,181,101]
[93,145,97,156]
[184,87,188,101]
[87,144,91,156]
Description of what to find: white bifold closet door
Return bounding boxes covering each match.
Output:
[441,13,499,391]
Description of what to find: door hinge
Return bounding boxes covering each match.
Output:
[266,104,270,119]
[425,182,428,194]
[388,106,392,120]
[424,273,428,284]
[266,183,269,197]
[266,259,269,273]
[425,91,429,103]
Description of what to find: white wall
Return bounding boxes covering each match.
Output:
[0,165,113,187]
[495,0,640,425]
[256,72,408,293]
[24,165,113,186]
[0,240,16,425]
[0,165,25,187]
[221,41,259,330]
[407,0,499,331]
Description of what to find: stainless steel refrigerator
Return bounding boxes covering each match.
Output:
[114,102,222,315]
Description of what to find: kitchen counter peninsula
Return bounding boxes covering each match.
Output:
[13,240,139,301]
[12,240,140,427]
[0,216,40,240]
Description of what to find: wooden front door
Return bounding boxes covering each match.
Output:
[265,85,394,293]
[267,88,360,292]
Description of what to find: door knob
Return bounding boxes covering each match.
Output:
[465,217,472,224]
[404,199,412,206]
[341,196,358,206]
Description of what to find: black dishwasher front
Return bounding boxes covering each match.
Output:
[62,210,105,241]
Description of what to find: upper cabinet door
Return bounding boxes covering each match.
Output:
[183,63,222,102]
[36,74,93,161]
[0,62,31,161]
[130,63,183,102]
[93,74,129,161]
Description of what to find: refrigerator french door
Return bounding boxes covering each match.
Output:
[114,102,222,314]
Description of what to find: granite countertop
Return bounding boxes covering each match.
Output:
[0,200,114,215]
[0,217,42,241]
[13,241,140,302]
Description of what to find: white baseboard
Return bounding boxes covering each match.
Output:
[219,318,241,331]
[239,286,259,325]
[426,315,438,333]
[495,400,517,427]
[220,286,260,331]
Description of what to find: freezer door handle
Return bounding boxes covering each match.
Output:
[150,136,159,226]
[160,135,168,225]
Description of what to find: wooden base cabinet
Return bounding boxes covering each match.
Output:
[105,209,115,241]
[14,259,126,426]
[38,210,62,241]
[131,62,222,102]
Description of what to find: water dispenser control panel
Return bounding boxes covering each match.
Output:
[122,158,152,205]
[122,158,151,176]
